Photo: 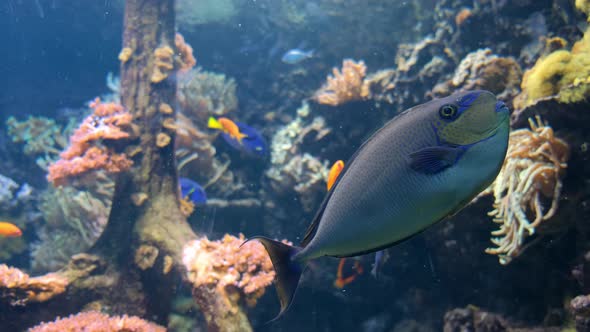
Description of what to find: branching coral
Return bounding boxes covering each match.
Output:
[6,116,76,170]
[482,116,569,264]
[32,186,110,273]
[266,103,331,211]
[29,311,166,332]
[182,233,279,309]
[177,67,237,120]
[313,59,368,106]
[0,264,68,306]
[432,48,522,105]
[47,98,133,186]
[362,35,454,110]
[514,26,590,109]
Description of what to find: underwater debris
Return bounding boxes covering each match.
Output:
[182,233,281,308]
[313,59,368,106]
[483,116,570,264]
[514,26,590,109]
[175,32,196,73]
[47,98,133,186]
[29,311,166,332]
[0,264,67,306]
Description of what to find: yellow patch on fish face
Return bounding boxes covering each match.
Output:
[437,91,504,145]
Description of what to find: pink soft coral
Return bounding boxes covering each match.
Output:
[183,233,287,307]
[29,311,166,332]
[47,98,133,185]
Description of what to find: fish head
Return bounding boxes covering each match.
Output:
[432,90,509,146]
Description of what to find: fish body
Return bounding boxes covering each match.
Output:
[281,48,314,64]
[221,121,268,158]
[0,222,22,237]
[326,160,344,190]
[208,117,248,143]
[246,90,510,319]
[179,177,207,205]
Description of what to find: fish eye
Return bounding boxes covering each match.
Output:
[439,104,459,120]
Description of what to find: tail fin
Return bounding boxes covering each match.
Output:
[207,116,223,130]
[243,236,305,321]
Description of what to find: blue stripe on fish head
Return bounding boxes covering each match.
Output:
[434,90,506,146]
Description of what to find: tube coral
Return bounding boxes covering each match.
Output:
[313,59,368,106]
[482,116,569,264]
[29,311,166,332]
[47,98,133,186]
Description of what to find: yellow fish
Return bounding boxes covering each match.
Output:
[0,222,22,237]
[208,117,248,143]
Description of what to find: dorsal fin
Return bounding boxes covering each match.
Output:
[299,111,409,247]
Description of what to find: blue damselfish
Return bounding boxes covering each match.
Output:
[179,177,207,205]
[221,121,268,158]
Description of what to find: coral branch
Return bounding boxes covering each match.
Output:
[313,59,368,106]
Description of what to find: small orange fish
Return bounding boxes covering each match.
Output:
[327,160,345,191]
[208,117,248,143]
[0,222,22,237]
[334,258,363,289]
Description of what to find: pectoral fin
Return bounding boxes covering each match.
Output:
[409,145,464,174]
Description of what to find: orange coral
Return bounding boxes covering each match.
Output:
[313,59,368,106]
[175,33,196,73]
[183,233,284,308]
[455,8,472,27]
[0,264,68,306]
[29,311,166,332]
[47,98,133,185]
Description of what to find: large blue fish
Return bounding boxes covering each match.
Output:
[245,90,510,319]
[221,121,268,158]
[179,177,207,205]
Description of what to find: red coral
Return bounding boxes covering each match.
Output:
[29,311,166,332]
[47,98,133,185]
